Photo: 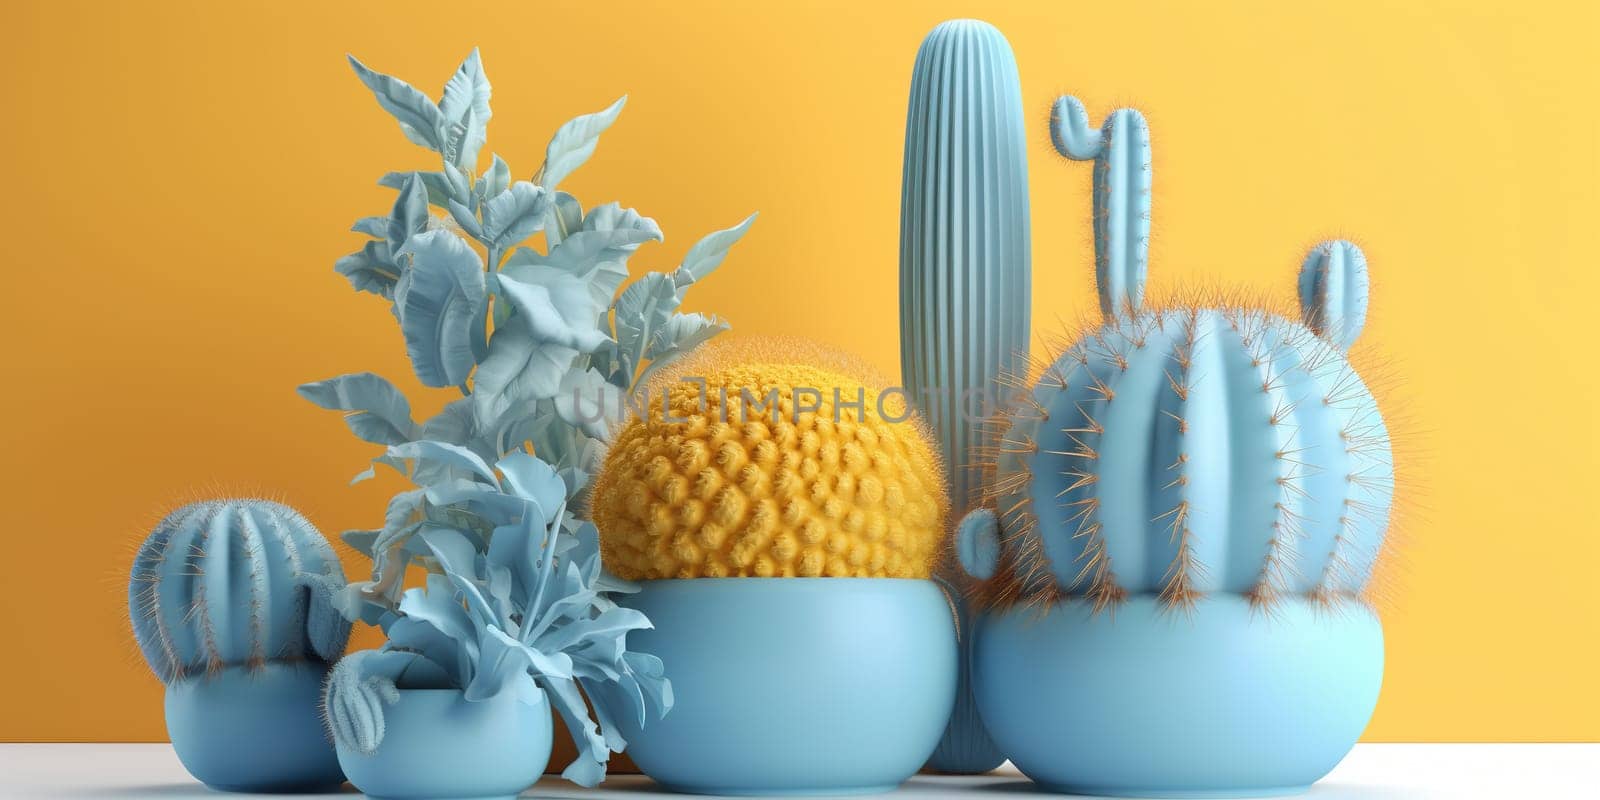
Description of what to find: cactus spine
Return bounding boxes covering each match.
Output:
[962,97,1393,614]
[899,18,1029,773]
[128,500,351,683]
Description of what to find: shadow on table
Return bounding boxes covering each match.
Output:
[519,775,1412,800]
[957,780,1412,799]
[57,784,355,799]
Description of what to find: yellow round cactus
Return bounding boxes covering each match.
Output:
[592,337,948,580]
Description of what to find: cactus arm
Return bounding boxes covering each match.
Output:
[1049,96,1103,160]
[323,650,406,756]
[955,509,1000,580]
[1093,109,1152,318]
[1051,97,1152,318]
[299,570,355,663]
[1298,240,1370,351]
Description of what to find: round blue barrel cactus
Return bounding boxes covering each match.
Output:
[128,499,351,792]
[957,96,1395,797]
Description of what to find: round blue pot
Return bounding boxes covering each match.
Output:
[974,595,1383,798]
[617,578,957,795]
[164,660,343,792]
[334,684,552,800]
[334,684,553,800]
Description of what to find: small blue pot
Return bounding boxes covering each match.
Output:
[974,595,1383,798]
[164,660,343,792]
[334,684,552,800]
[618,578,957,795]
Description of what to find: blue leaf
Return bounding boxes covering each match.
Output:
[481,181,550,250]
[341,529,379,556]
[393,231,488,387]
[507,224,659,311]
[398,574,480,657]
[384,618,467,687]
[419,398,475,444]
[348,55,444,152]
[554,368,624,439]
[352,216,389,237]
[467,628,573,703]
[475,154,511,201]
[463,627,536,702]
[472,324,576,424]
[424,480,529,527]
[672,213,756,290]
[297,372,418,445]
[541,96,626,190]
[417,526,483,581]
[486,512,555,612]
[387,174,431,253]
[540,606,652,656]
[614,272,680,367]
[583,203,662,244]
[645,312,728,364]
[545,191,583,247]
[386,440,497,484]
[335,240,400,298]
[379,170,462,207]
[447,198,483,240]
[492,267,610,352]
[443,163,472,200]
[495,452,568,514]
[542,675,611,787]
[438,48,491,170]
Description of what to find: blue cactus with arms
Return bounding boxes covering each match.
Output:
[965,252,1392,610]
[953,95,1396,797]
[899,18,1030,773]
[961,96,1392,613]
[128,499,351,792]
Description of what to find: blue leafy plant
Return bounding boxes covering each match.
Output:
[302,49,754,786]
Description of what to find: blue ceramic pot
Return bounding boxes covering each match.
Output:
[334,683,552,800]
[974,595,1383,798]
[164,661,343,792]
[335,684,552,800]
[617,578,957,795]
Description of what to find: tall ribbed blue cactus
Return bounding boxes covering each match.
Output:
[129,500,351,682]
[899,18,1029,773]
[960,98,1393,614]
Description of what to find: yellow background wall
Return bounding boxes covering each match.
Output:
[2,0,1595,742]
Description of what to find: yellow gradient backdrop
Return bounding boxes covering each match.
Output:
[1,0,1595,742]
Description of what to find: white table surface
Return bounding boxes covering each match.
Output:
[1,744,1594,799]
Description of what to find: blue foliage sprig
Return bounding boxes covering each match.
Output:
[300,49,753,786]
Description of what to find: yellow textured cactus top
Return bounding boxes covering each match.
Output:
[592,337,948,579]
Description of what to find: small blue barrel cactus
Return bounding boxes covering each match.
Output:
[128,499,351,792]
[956,96,1394,797]
[899,18,1030,773]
